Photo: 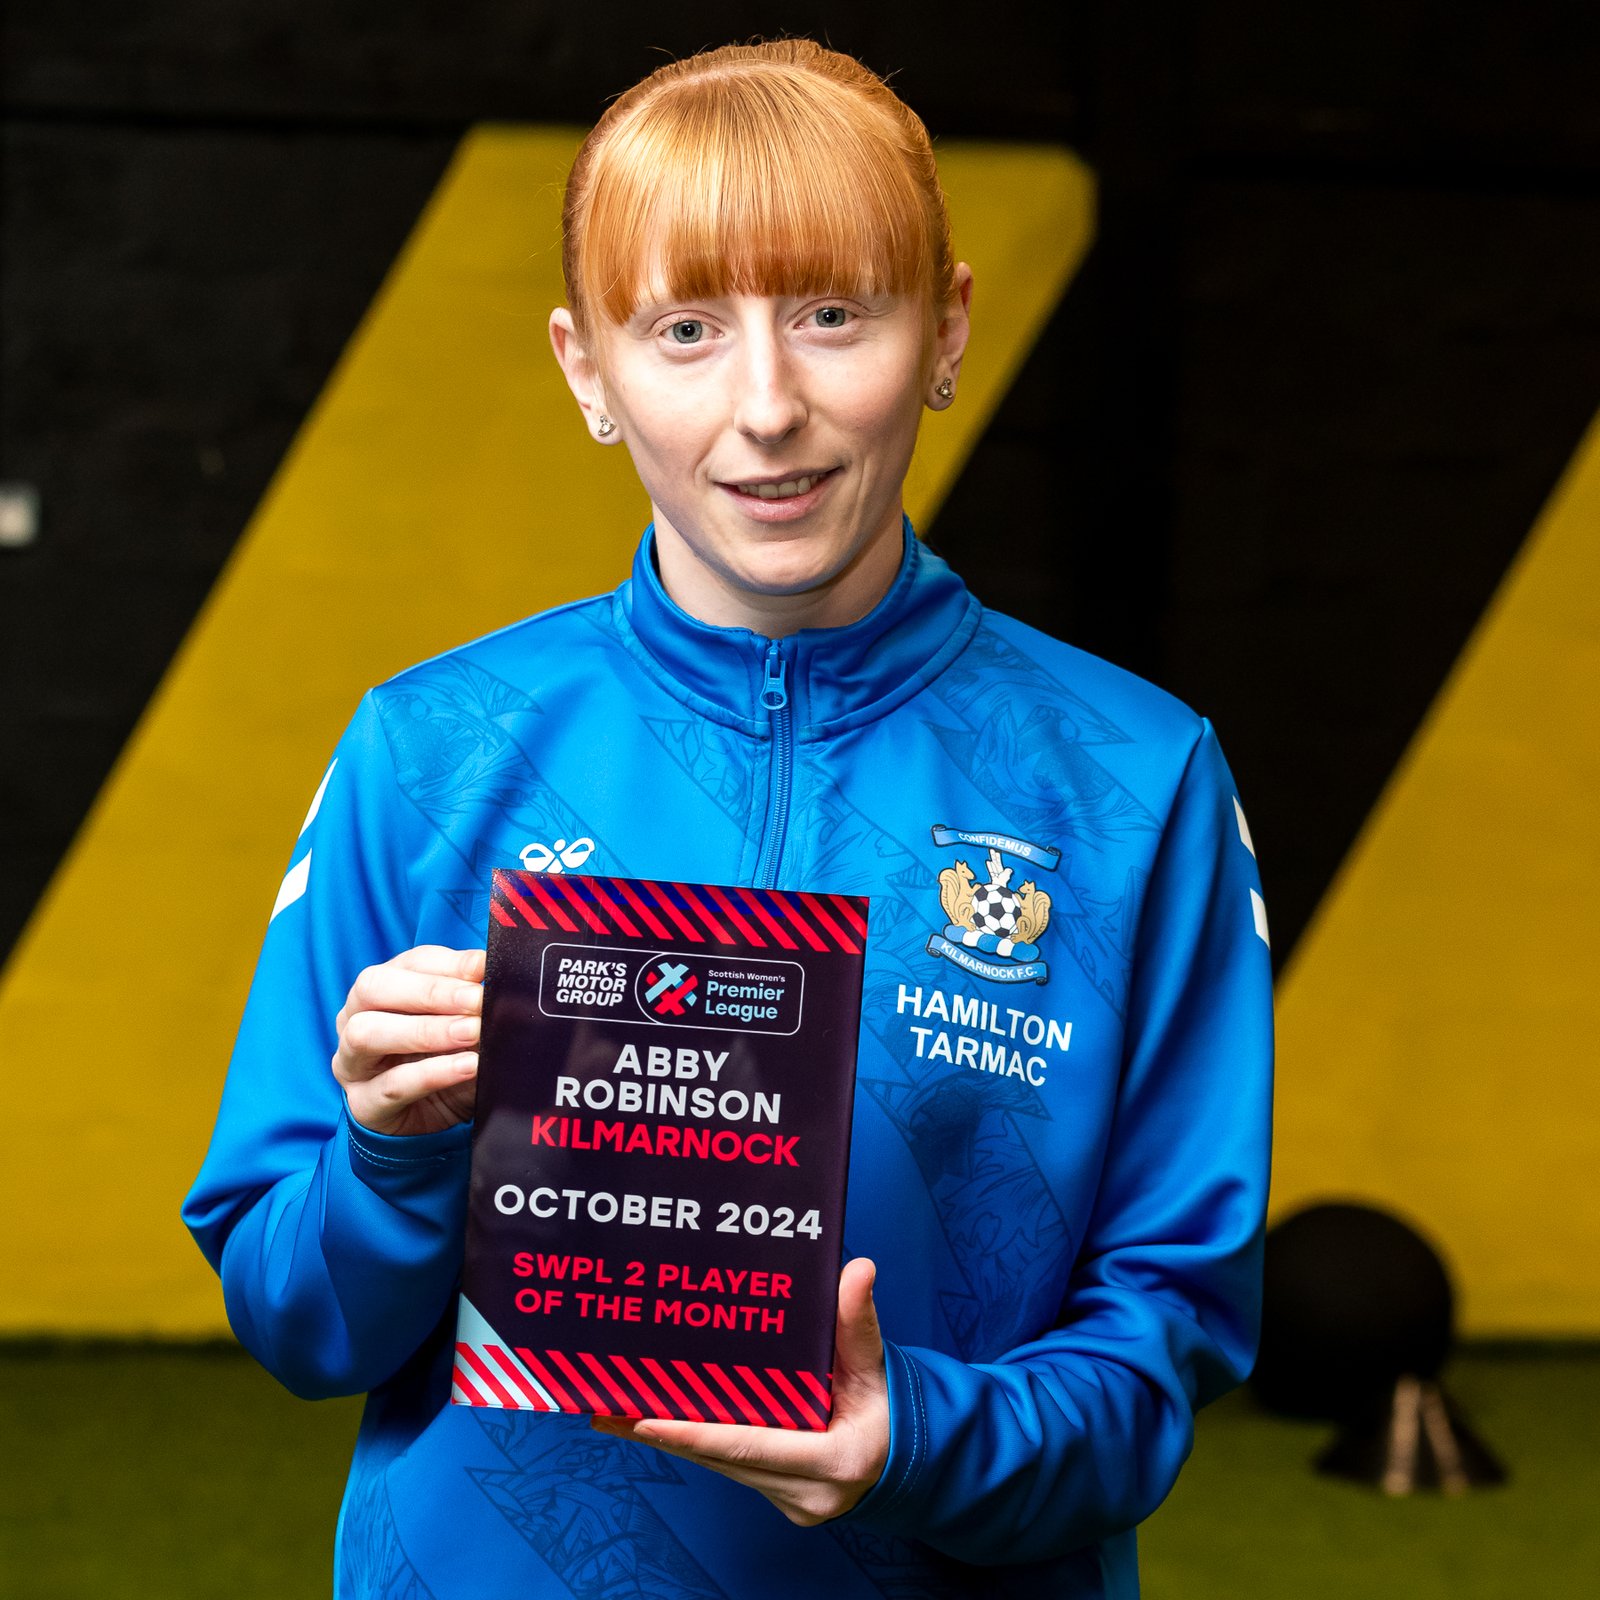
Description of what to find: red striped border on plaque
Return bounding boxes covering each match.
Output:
[451,1341,561,1412]
[491,871,866,954]
[451,1343,833,1431]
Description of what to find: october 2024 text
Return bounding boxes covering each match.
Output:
[453,871,868,1431]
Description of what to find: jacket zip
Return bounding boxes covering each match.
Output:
[753,639,793,888]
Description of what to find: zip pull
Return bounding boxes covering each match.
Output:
[760,641,789,713]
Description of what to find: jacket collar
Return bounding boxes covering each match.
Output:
[613,517,982,739]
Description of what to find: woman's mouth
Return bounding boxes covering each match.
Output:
[719,467,841,520]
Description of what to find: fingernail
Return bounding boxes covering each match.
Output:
[456,984,481,1011]
[450,1017,479,1043]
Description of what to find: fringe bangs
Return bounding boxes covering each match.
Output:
[566,46,951,333]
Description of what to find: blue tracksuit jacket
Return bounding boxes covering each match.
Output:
[183,520,1274,1598]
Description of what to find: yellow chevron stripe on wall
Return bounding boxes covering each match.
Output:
[1273,403,1600,1335]
[0,128,1093,1334]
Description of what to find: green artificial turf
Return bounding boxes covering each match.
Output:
[0,1343,362,1598]
[1140,1349,1600,1598]
[1,1345,1595,1596]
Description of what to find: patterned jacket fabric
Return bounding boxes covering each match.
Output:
[183,520,1275,1599]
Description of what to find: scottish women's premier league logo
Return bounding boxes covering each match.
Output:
[927,825,1059,985]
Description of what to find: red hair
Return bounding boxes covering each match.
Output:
[562,40,956,336]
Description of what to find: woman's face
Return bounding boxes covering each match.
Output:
[551,266,971,633]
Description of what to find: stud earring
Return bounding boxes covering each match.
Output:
[597,414,616,437]
[936,378,954,400]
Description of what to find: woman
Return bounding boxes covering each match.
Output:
[184,39,1273,1600]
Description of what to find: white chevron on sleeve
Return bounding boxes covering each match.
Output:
[270,850,312,922]
[1232,795,1256,858]
[1250,887,1270,947]
[298,759,338,837]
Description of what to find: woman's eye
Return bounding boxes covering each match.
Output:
[813,306,851,329]
[667,319,705,345]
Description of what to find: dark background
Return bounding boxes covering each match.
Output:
[5,2,1600,972]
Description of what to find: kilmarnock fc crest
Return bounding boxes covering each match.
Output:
[927,825,1059,984]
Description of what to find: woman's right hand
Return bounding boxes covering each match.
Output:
[332,946,485,1137]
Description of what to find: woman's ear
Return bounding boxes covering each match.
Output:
[549,307,621,443]
[928,263,974,411]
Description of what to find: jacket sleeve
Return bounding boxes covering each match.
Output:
[841,715,1274,1562]
[181,693,472,1399]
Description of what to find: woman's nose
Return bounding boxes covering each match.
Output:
[733,343,808,444]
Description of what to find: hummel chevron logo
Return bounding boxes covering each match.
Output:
[519,837,595,874]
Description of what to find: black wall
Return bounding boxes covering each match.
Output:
[5,2,1599,969]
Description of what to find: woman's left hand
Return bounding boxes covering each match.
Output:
[591,1256,890,1525]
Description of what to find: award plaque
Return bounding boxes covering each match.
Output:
[452,870,869,1431]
